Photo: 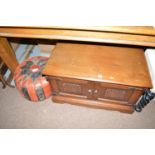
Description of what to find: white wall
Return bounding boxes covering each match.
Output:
[145,49,155,93]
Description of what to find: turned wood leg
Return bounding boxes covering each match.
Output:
[0,37,19,73]
[135,89,155,112]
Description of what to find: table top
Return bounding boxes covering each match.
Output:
[43,43,152,88]
[0,26,155,34]
[1,26,155,47]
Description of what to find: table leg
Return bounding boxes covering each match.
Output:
[0,37,19,73]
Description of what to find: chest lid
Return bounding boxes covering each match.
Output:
[43,43,152,88]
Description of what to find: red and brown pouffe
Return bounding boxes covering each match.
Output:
[14,56,52,102]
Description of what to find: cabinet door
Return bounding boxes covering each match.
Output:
[50,77,94,99]
[93,82,140,105]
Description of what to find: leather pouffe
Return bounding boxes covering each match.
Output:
[14,56,52,102]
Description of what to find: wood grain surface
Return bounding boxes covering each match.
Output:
[0,27,155,47]
[43,43,152,88]
[0,37,19,72]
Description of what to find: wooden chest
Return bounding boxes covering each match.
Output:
[43,43,152,113]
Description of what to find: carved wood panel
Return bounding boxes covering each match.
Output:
[94,82,136,104]
[49,77,143,106]
[103,88,133,101]
[61,82,82,95]
[50,77,94,99]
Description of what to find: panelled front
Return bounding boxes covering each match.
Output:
[49,76,143,106]
[93,82,142,105]
[49,77,94,99]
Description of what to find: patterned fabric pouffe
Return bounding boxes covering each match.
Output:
[14,56,52,102]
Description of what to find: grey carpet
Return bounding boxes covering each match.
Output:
[0,84,155,128]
